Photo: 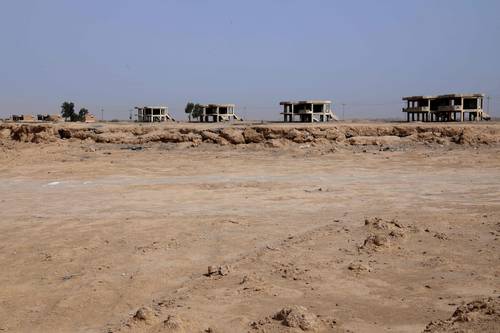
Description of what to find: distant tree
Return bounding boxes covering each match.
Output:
[185,102,205,121]
[61,102,76,121]
[192,104,204,119]
[78,108,89,121]
[185,102,195,122]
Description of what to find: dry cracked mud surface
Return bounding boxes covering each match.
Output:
[0,122,499,332]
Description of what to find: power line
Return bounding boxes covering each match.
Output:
[337,102,403,106]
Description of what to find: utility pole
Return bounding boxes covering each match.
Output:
[342,103,346,121]
[101,109,104,121]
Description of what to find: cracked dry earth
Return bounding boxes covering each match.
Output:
[0,141,499,332]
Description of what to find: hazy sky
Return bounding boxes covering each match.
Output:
[1,0,499,120]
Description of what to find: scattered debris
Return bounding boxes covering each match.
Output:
[361,234,389,250]
[240,275,250,285]
[206,265,230,277]
[274,262,312,281]
[121,146,144,151]
[348,262,371,273]
[434,232,449,241]
[364,217,403,230]
[62,274,79,281]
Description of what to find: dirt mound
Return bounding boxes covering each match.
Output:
[118,308,187,333]
[160,315,185,332]
[273,305,319,331]
[364,217,402,230]
[249,305,342,332]
[360,217,419,252]
[220,128,245,144]
[133,306,156,323]
[364,217,419,234]
[1,123,499,148]
[424,297,500,332]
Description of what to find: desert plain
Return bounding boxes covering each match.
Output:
[0,122,499,333]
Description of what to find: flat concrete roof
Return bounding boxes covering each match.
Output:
[402,96,435,101]
[438,93,485,98]
[280,100,332,105]
[135,106,168,109]
[403,93,484,101]
[201,104,236,108]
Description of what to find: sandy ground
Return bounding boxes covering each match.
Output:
[0,124,499,332]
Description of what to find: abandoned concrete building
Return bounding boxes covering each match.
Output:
[197,104,241,122]
[11,114,35,122]
[83,113,97,123]
[135,106,174,122]
[280,100,338,122]
[403,94,490,122]
[37,114,63,122]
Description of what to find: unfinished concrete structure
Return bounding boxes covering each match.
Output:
[135,106,174,122]
[83,114,97,123]
[37,114,63,122]
[11,115,35,122]
[197,104,241,122]
[403,94,489,122]
[280,100,338,122]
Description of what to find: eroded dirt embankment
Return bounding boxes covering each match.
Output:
[1,122,499,147]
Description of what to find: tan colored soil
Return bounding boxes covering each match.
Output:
[0,122,499,332]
